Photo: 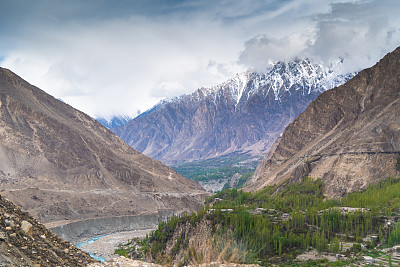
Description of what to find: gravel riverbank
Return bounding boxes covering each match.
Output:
[79,229,154,261]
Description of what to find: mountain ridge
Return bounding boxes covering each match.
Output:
[246,46,400,197]
[96,115,134,129]
[115,59,355,165]
[0,67,206,225]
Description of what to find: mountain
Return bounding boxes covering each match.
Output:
[114,59,354,165]
[0,67,206,225]
[0,193,96,266]
[246,47,400,197]
[96,115,134,129]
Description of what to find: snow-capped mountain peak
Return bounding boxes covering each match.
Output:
[96,115,134,129]
[257,58,353,101]
[186,58,355,106]
[113,58,356,165]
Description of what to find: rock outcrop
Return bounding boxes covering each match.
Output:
[0,68,206,225]
[0,193,97,266]
[114,60,354,165]
[246,47,400,197]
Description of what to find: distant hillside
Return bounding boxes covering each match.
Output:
[246,46,400,197]
[96,115,134,129]
[114,59,354,165]
[0,67,206,225]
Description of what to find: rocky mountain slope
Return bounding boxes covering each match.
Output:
[0,193,97,266]
[246,47,400,197]
[115,59,354,165]
[0,67,206,225]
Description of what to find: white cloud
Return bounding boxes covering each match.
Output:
[0,0,399,117]
[238,0,400,74]
[308,0,400,74]
[1,15,245,117]
[238,32,315,71]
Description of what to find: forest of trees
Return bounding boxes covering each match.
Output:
[117,176,400,266]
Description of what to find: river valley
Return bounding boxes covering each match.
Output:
[48,212,172,262]
[77,229,154,262]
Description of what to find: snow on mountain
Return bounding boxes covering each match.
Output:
[247,47,400,197]
[172,58,354,109]
[96,115,134,129]
[113,58,356,165]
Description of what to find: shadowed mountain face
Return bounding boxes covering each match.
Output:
[0,68,206,224]
[246,47,400,197]
[114,60,354,165]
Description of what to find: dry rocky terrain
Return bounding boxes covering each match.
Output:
[247,46,400,197]
[0,67,207,226]
[0,193,97,266]
[89,258,258,267]
[79,229,153,261]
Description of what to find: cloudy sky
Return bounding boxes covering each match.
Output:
[0,0,399,119]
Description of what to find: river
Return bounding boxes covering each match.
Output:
[74,229,154,262]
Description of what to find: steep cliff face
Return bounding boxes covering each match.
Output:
[247,47,400,197]
[115,60,354,165]
[0,68,206,224]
